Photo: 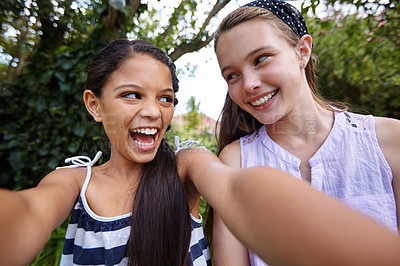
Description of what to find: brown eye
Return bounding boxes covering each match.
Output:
[255,55,268,66]
[160,96,173,103]
[226,73,238,81]
[124,93,140,99]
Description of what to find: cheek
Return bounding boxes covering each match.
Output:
[101,113,119,134]
[228,85,245,106]
[260,63,283,81]
[228,83,239,99]
[163,107,174,125]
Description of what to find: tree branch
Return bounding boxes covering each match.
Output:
[198,0,231,34]
[102,0,141,40]
[168,0,231,61]
[160,1,186,40]
[169,34,214,61]
[128,0,141,17]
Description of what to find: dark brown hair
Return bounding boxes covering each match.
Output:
[86,39,190,266]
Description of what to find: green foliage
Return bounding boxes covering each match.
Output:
[0,0,110,190]
[306,1,400,118]
[0,40,107,189]
[0,0,228,190]
[185,96,201,130]
[199,197,208,224]
[164,97,217,154]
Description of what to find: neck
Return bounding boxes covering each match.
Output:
[98,150,144,184]
[266,101,334,144]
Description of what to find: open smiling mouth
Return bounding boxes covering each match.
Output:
[250,89,279,107]
[129,128,158,147]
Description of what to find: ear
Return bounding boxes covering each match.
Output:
[83,90,103,122]
[297,34,313,69]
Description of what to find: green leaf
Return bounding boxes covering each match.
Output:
[67,141,80,153]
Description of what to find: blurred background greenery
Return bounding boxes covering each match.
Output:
[1,0,399,264]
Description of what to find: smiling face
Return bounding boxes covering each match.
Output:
[216,19,311,125]
[86,54,175,164]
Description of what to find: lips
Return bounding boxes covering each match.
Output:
[249,89,279,106]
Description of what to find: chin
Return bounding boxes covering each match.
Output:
[134,152,158,164]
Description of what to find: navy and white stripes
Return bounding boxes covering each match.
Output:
[60,198,131,265]
[58,152,211,265]
[189,214,212,266]
[61,199,212,265]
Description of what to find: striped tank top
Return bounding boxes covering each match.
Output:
[58,152,211,265]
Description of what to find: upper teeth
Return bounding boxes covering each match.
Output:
[132,128,158,135]
[250,90,277,106]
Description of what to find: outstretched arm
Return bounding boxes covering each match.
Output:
[0,168,81,265]
[177,148,400,266]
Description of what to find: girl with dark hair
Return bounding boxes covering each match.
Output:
[209,0,400,265]
[0,39,211,266]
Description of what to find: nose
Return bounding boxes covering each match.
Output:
[139,100,161,120]
[242,70,261,94]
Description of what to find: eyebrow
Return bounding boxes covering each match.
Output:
[114,84,174,93]
[220,45,274,75]
[115,84,142,91]
[160,88,174,94]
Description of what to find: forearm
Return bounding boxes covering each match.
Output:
[220,167,400,265]
[179,148,400,264]
[178,148,234,211]
[0,189,51,265]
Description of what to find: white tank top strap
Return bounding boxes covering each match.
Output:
[56,151,102,195]
[174,136,200,153]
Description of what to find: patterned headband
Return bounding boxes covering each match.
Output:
[243,0,309,38]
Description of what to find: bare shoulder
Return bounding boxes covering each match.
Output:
[177,147,217,173]
[219,139,241,168]
[375,116,400,179]
[35,167,86,213]
[39,167,86,191]
[375,117,400,149]
[375,117,400,229]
